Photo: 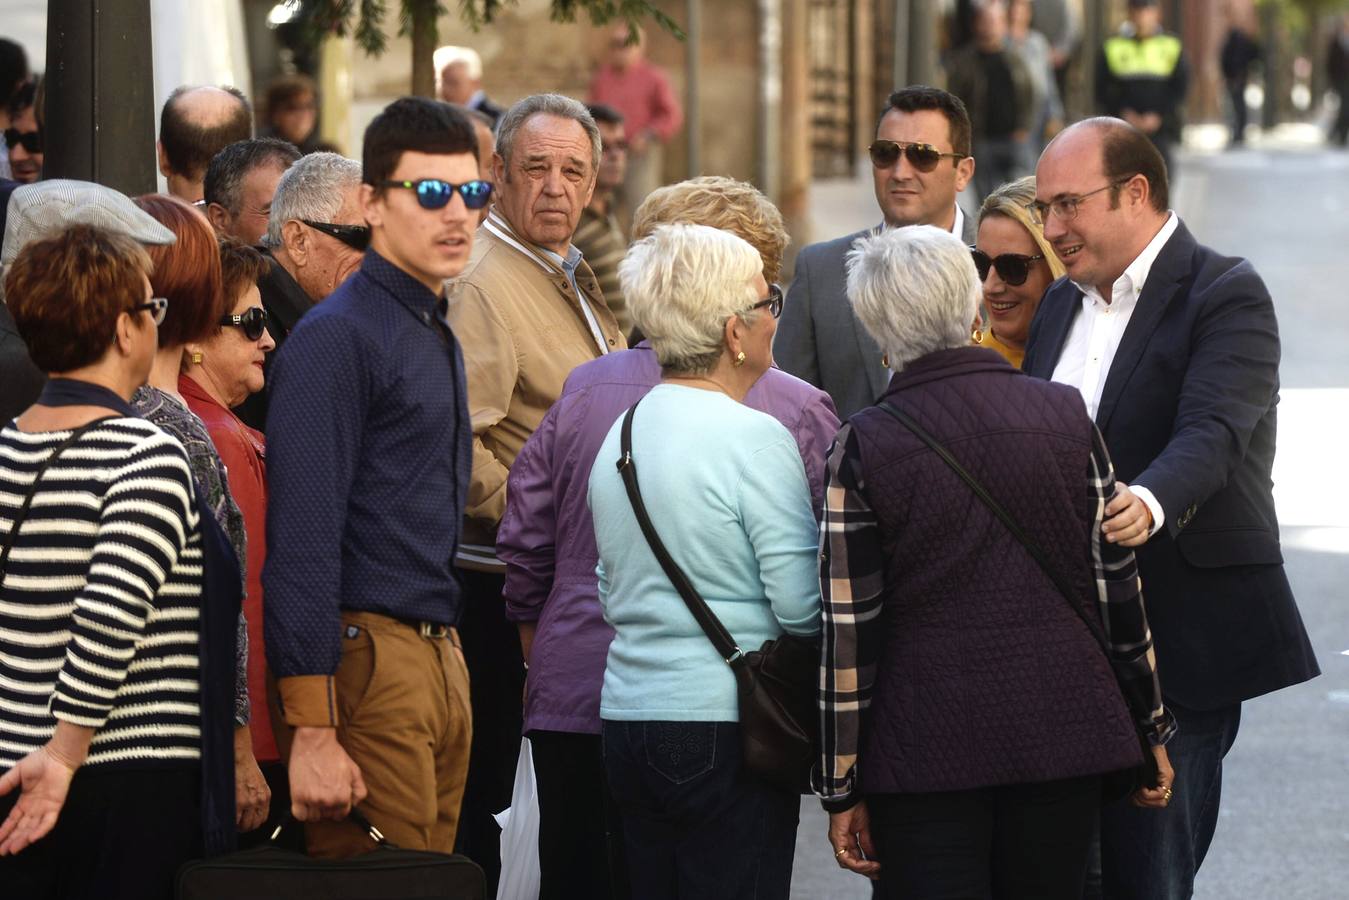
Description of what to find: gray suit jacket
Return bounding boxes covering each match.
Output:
[775,212,977,420]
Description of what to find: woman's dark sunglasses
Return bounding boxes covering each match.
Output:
[132,297,169,326]
[220,307,269,341]
[379,179,494,211]
[868,139,965,173]
[748,283,784,319]
[3,128,41,153]
[302,220,371,251]
[970,248,1045,287]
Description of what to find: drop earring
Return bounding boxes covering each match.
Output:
[881,354,890,369]
[971,327,984,345]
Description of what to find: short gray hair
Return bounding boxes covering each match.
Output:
[434,45,483,81]
[262,152,363,249]
[620,223,763,376]
[496,93,601,172]
[846,225,980,371]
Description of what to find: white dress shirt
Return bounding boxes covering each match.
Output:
[1050,211,1179,533]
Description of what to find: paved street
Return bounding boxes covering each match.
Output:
[788,131,1349,899]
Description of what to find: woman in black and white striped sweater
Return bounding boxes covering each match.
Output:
[0,225,209,899]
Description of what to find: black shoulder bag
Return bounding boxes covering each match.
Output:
[616,400,820,793]
[876,400,1159,801]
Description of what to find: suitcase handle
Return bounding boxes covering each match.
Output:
[269,807,392,847]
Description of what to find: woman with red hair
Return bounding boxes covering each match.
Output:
[130,195,271,836]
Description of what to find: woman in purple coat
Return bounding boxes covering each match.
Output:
[817,225,1175,899]
[495,177,838,899]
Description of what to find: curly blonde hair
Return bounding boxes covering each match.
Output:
[977,175,1065,280]
[631,176,790,284]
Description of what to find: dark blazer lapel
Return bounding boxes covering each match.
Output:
[1095,222,1196,431]
[1026,278,1080,379]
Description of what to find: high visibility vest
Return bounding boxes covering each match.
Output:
[1103,33,1184,78]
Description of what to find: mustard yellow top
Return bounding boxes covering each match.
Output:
[974,329,1025,369]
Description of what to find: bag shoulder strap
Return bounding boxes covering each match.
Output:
[0,416,122,575]
[875,400,1111,653]
[616,401,745,667]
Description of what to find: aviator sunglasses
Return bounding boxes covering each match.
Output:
[220,307,269,341]
[302,220,371,251]
[379,179,494,210]
[970,248,1045,287]
[868,139,965,173]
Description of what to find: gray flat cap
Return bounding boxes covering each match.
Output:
[2,179,176,267]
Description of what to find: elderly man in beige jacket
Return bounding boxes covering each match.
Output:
[444,92,625,892]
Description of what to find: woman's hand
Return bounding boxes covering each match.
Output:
[0,745,79,855]
[1132,744,1176,809]
[234,725,272,832]
[828,801,881,879]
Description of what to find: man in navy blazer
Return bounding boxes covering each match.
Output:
[1022,118,1318,898]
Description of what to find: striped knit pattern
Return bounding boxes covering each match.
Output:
[0,418,204,770]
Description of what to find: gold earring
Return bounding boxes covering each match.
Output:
[882,354,890,369]
[190,350,203,365]
[971,327,984,345]
[733,351,746,367]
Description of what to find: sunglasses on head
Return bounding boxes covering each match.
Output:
[379,179,494,210]
[868,139,965,173]
[302,220,371,251]
[132,297,169,326]
[970,248,1045,287]
[4,129,41,154]
[220,307,269,341]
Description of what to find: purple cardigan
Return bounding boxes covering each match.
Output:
[497,343,840,735]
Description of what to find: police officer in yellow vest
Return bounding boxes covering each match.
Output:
[1096,0,1189,173]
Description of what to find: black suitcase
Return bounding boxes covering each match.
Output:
[176,811,485,900]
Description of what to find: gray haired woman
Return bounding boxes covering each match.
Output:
[816,225,1175,899]
[587,223,821,899]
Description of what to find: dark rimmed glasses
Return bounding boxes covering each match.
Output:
[1026,178,1133,225]
[301,220,371,251]
[3,128,41,154]
[970,249,1045,287]
[379,179,494,211]
[132,297,168,326]
[747,283,784,319]
[868,139,966,173]
[220,307,269,341]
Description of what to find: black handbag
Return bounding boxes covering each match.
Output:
[616,400,819,793]
[176,808,486,899]
[876,400,1159,801]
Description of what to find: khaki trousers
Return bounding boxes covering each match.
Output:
[282,610,473,858]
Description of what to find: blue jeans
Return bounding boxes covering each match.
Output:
[601,720,799,900]
[1099,702,1242,899]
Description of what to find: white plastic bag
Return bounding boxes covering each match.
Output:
[493,736,541,900]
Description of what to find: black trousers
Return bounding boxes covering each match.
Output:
[453,568,525,896]
[530,729,630,900]
[0,767,201,900]
[867,774,1101,900]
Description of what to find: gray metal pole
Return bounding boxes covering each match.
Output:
[892,0,911,88]
[686,0,702,176]
[908,0,937,86]
[758,0,783,194]
[44,0,157,195]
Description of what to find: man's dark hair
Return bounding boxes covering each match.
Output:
[1097,118,1169,212]
[7,79,35,120]
[362,97,478,188]
[586,103,624,127]
[159,85,253,182]
[0,38,28,109]
[204,138,302,215]
[881,86,973,160]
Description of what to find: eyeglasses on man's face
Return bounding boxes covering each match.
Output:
[868,139,965,173]
[131,297,169,326]
[747,283,784,319]
[220,306,270,341]
[1026,178,1134,225]
[378,179,494,211]
[301,220,371,251]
